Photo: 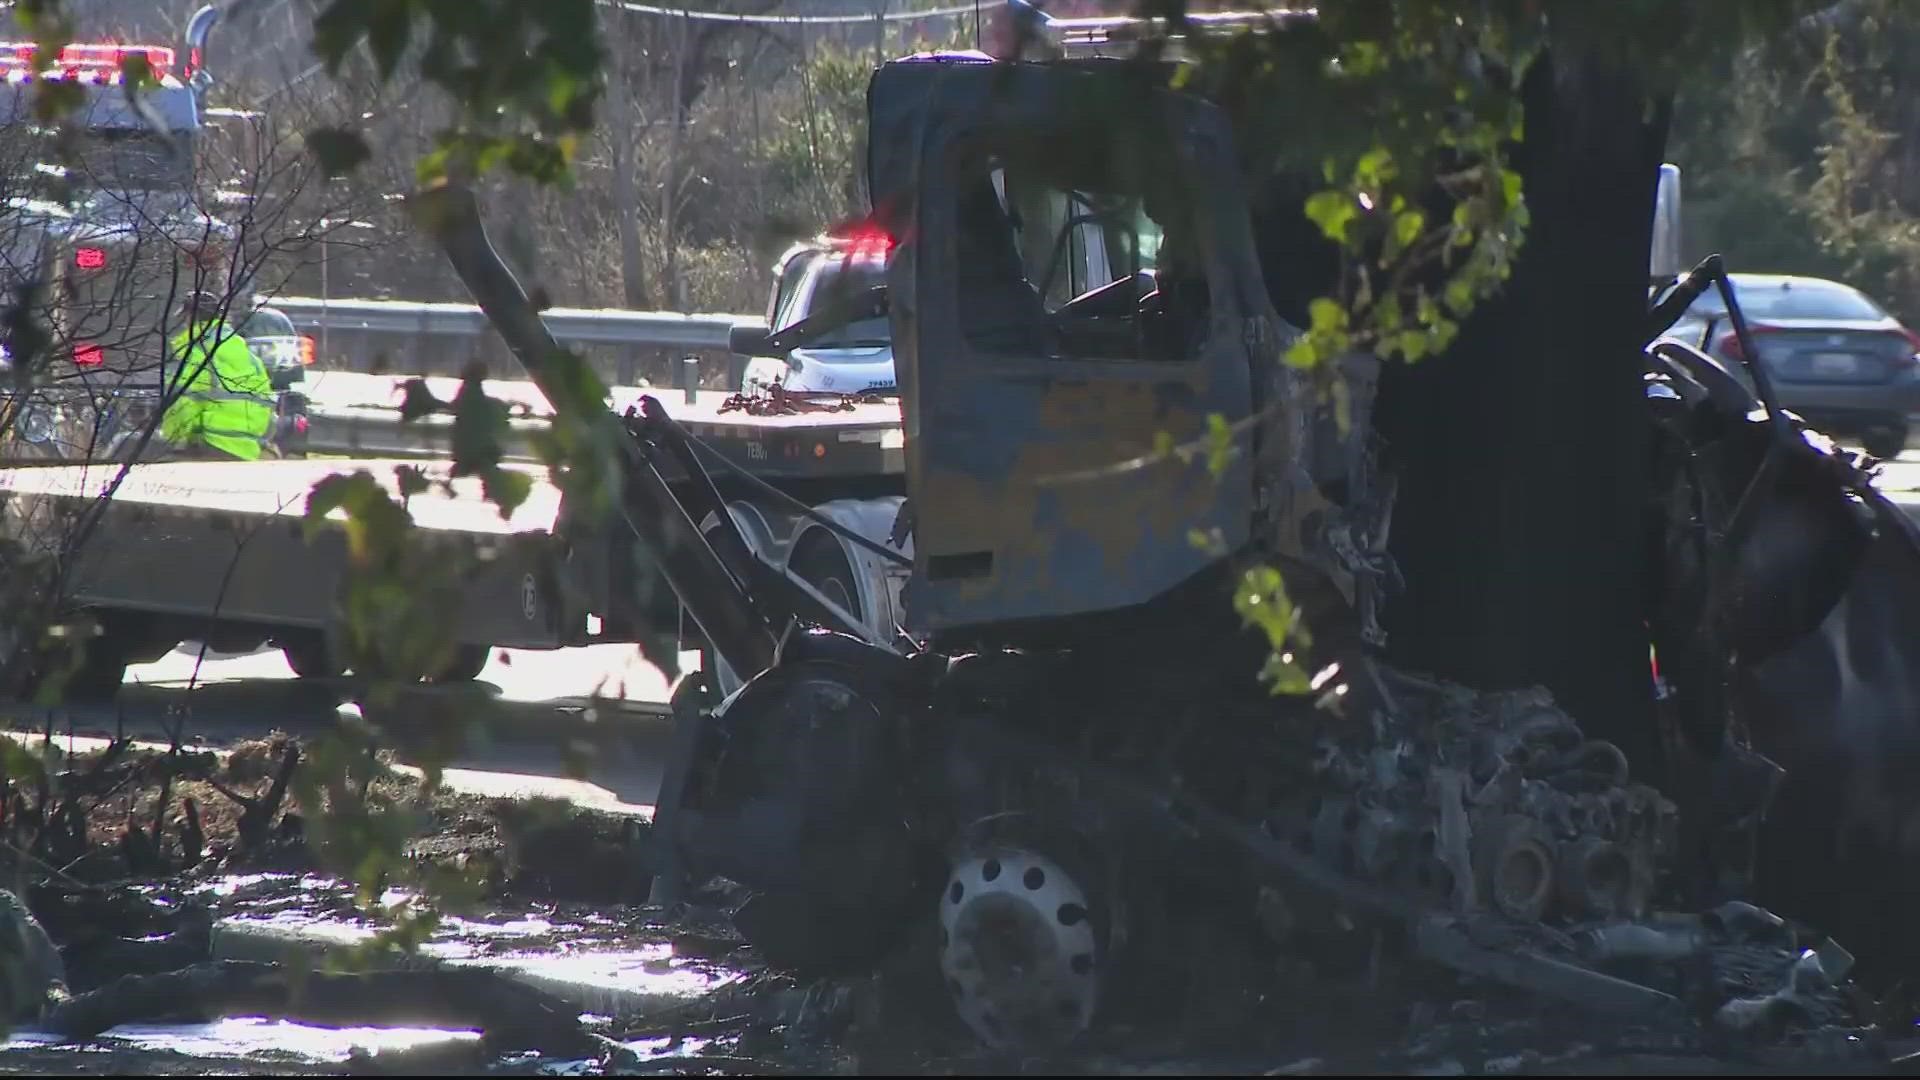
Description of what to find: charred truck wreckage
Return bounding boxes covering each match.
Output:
[417,23,1920,1065]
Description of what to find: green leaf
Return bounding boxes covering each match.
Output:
[1307,297,1349,334]
[117,52,157,91]
[1500,167,1524,208]
[0,735,47,784]
[1258,652,1314,695]
[450,368,509,479]
[482,469,532,519]
[394,464,431,500]
[306,127,372,178]
[1393,208,1426,249]
[1304,189,1359,243]
[1355,147,1395,188]
[1204,413,1235,478]
[397,378,445,423]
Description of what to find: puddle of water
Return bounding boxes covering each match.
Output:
[621,1034,715,1057]
[440,914,559,938]
[216,909,734,1000]
[24,872,751,1072]
[6,1018,481,1064]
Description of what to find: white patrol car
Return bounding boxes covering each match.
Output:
[740,231,898,397]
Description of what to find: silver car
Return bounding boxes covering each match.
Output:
[1664,273,1920,459]
[238,304,313,389]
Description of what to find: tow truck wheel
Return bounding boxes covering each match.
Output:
[52,627,132,703]
[426,644,490,684]
[788,532,860,623]
[940,843,1104,1051]
[1863,423,1909,461]
[278,635,345,680]
[63,653,127,702]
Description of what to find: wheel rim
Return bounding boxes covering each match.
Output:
[940,846,1100,1050]
[792,536,861,626]
[820,574,854,615]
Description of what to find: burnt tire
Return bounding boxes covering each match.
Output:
[682,649,926,975]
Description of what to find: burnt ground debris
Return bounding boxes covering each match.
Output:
[0,689,1913,1074]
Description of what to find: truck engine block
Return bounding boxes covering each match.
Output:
[1289,674,1678,925]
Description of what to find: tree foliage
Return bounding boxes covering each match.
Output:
[1670,0,1920,320]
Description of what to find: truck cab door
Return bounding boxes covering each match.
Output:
[893,118,1266,636]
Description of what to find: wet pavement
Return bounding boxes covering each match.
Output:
[4,872,761,1074]
[0,643,717,1074]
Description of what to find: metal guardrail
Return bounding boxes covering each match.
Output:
[268,296,763,350]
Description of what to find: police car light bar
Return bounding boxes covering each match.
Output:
[1001,0,1308,59]
[0,42,178,84]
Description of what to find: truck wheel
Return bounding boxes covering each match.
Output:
[426,644,491,684]
[940,843,1105,1051]
[788,533,861,626]
[1863,423,1909,461]
[279,635,345,680]
[60,633,130,703]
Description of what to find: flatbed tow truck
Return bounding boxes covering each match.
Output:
[0,382,910,693]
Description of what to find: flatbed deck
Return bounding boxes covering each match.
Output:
[295,372,905,478]
[0,458,581,649]
[0,456,563,535]
[0,380,907,668]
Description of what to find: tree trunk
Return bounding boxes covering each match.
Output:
[1377,46,1672,772]
[606,25,651,386]
[660,14,689,312]
[610,82,650,313]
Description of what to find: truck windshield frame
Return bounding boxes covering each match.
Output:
[948,134,1214,365]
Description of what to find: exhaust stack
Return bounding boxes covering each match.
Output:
[183,4,220,91]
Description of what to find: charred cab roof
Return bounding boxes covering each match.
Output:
[865,50,1214,234]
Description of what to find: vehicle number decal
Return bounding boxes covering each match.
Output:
[745,441,766,461]
[521,573,539,622]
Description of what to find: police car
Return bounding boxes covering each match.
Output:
[738,229,897,396]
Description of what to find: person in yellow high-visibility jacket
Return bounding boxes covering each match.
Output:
[159,292,277,461]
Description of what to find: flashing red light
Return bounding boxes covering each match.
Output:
[73,247,106,271]
[294,415,310,434]
[0,42,175,81]
[73,343,103,367]
[828,224,895,261]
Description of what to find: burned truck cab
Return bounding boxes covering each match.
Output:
[868,53,1291,641]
